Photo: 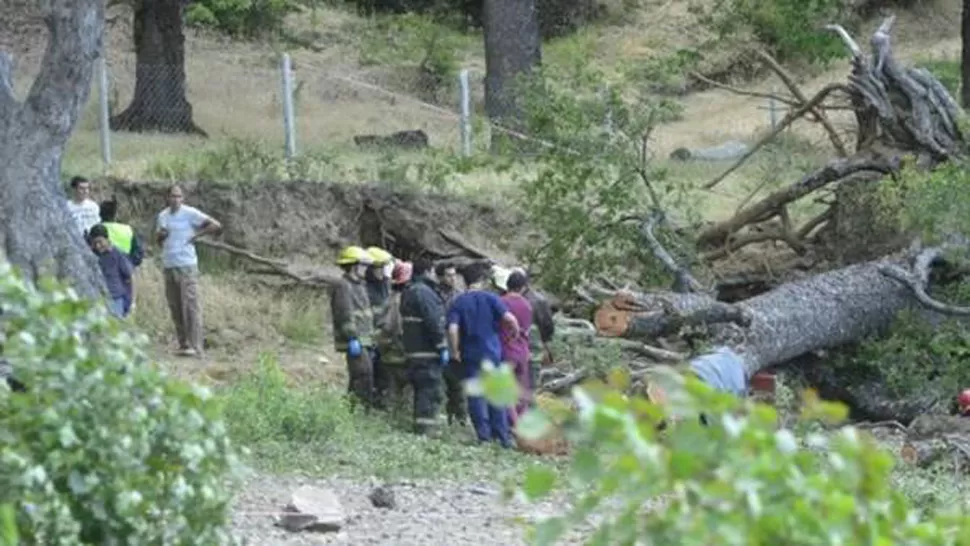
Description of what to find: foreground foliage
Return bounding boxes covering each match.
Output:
[0,265,240,545]
[480,366,970,544]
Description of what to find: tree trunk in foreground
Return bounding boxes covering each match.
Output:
[962,0,970,107]
[110,0,206,136]
[482,0,541,151]
[0,0,106,299]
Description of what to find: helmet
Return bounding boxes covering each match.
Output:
[367,246,394,265]
[391,261,413,285]
[958,389,970,414]
[491,266,512,292]
[336,245,373,266]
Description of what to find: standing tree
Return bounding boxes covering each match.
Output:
[482,0,541,150]
[110,0,206,135]
[962,0,970,107]
[0,0,106,299]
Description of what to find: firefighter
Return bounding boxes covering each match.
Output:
[400,257,449,436]
[330,245,376,410]
[374,260,414,412]
[365,246,394,409]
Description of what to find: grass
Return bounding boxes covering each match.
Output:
[220,353,554,482]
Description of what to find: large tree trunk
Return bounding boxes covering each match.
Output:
[963,0,970,108]
[109,0,206,136]
[0,0,106,299]
[482,0,541,151]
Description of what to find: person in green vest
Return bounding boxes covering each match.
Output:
[100,198,144,315]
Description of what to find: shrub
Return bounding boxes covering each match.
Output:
[478,365,970,544]
[186,0,300,38]
[0,265,240,545]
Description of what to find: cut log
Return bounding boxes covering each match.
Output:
[900,439,949,467]
[907,414,970,440]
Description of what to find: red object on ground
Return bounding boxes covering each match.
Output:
[750,371,776,393]
[958,389,970,414]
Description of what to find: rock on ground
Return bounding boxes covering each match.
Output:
[230,472,591,546]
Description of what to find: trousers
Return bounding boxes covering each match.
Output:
[408,358,444,435]
[443,359,467,424]
[346,348,375,410]
[164,266,203,353]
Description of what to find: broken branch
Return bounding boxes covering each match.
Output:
[196,239,342,286]
[879,247,970,316]
[640,211,705,293]
[702,83,850,190]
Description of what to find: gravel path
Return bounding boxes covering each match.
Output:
[230,472,590,545]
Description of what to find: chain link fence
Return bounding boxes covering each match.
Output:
[84,51,486,171]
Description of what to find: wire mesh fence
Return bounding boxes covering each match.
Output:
[83,51,485,170]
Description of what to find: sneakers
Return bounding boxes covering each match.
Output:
[176,347,199,357]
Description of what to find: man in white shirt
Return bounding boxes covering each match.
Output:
[156,184,222,357]
[66,176,101,237]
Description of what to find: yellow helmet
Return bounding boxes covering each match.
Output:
[336,245,372,266]
[366,246,394,265]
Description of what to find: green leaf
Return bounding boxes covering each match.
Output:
[514,409,552,441]
[533,517,566,546]
[478,361,519,407]
[0,504,18,546]
[523,467,557,500]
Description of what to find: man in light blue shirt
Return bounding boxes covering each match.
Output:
[155,184,222,357]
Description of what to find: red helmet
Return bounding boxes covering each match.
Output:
[958,389,970,414]
[391,261,413,286]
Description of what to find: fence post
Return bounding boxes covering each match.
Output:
[97,57,111,168]
[768,85,778,131]
[280,53,297,159]
[459,68,471,157]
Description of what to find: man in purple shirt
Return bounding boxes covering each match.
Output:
[447,264,521,448]
[89,224,133,319]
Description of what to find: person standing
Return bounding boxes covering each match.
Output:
[447,266,521,448]
[400,257,449,436]
[496,270,534,426]
[511,267,556,408]
[365,246,394,409]
[435,263,468,426]
[155,184,222,357]
[100,198,144,315]
[375,261,414,411]
[331,246,377,410]
[66,176,101,237]
[88,224,133,319]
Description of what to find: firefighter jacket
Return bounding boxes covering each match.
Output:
[366,276,390,329]
[330,273,374,351]
[400,277,447,361]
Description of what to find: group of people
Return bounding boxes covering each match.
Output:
[67,178,222,358]
[329,245,555,448]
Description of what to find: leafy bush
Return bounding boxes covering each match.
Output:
[0,265,240,544]
[515,60,689,294]
[186,0,300,38]
[477,365,970,544]
[687,0,851,66]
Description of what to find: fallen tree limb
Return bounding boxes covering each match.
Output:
[754,50,849,157]
[640,211,706,293]
[196,239,341,285]
[879,247,970,315]
[702,83,850,191]
[697,154,897,249]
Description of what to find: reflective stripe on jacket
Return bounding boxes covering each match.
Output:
[400,277,446,360]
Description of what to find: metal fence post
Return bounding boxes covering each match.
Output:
[459,68,471,157]
[280,53,297,158]
[97,57,112,167]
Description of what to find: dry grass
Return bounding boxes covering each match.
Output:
[130,260,344,385]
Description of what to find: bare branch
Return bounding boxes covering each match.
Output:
[824,23,864,59]
[25,0,105,146]
[689,71,800,107]
[879,247,970,316]
[641,211,705,293]
[698,154,897,249]
[196,239,342,286]
[702,83,851,190]
[754,50,848,157]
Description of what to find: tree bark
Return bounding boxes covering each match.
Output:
[109,0,206,136]
[0,0,106,299]
[960,0,970,108]
[482,0,541,151]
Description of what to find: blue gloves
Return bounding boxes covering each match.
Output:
[347,338,362,357]
[439,348,450,367]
